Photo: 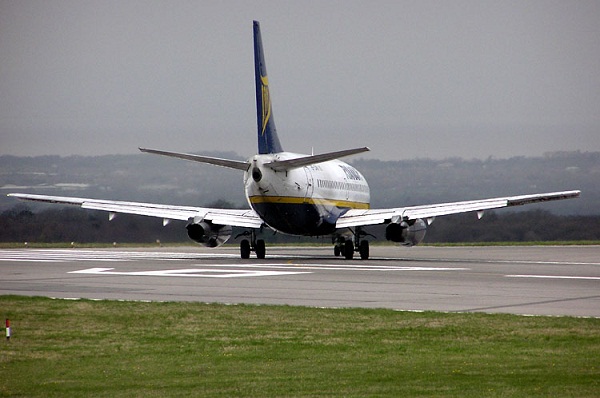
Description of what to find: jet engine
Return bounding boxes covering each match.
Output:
[385,219,427,247]
[186,221,232,248]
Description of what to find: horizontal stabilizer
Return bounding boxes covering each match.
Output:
[139,148,250,171]
[265,147,370,171]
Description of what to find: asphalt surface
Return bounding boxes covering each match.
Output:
[1,245,599,317]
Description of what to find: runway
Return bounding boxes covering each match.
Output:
[1,245,599,317]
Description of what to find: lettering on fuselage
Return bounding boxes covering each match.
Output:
[339,165,362,181]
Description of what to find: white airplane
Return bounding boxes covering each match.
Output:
[9,21,580,260]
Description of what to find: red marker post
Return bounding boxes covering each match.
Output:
[5,319,10,341]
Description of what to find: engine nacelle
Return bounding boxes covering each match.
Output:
[385,219,427,247]
[186,221,232,248]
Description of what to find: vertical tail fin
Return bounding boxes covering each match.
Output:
[254,21,283,154]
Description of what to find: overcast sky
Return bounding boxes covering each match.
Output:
[1,1,599,160]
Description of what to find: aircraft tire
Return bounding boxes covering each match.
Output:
[344,240,354,260]
[359,240,369,260]
[255,239,266,259]
[334,245,341,257]
[240,239,251,259]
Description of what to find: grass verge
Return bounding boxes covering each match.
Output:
[1,296,599,397]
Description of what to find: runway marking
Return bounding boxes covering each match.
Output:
[69,267,310,278]
[0,249,240,262]
[2,249,599,267]
[0,250,470,273]
[68,263,469,279]
[506,274,600,281]
[0,249,321,262]
[197,263,470,272]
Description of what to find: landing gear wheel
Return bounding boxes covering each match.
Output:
[255,239,266,259]
[359,240,369,260]
[240,239,251,259]
[334,245,341,257]
[344,240,354,260]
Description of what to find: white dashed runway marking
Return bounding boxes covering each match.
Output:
[506,274,600,281]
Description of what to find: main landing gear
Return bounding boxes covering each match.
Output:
[333,227,371,260]
[236,230,266,259]
[236,228,372,260]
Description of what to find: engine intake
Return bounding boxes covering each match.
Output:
[385,219,427,247]
[186,221,232,248]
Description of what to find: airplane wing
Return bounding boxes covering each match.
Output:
[7,193,264,229]
[336,190,581,229]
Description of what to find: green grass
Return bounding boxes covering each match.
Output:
[1,296,599,397]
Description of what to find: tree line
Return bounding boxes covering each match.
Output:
[1,204,598,245]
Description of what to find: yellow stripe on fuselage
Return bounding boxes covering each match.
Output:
[249,195,370,209]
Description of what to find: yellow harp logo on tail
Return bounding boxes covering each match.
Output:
[260,75,271,136]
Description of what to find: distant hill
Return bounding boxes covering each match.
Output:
[1,151,597,215]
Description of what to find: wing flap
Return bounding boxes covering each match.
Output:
[335,209,394,228]
[7,193,87,206]
[81,201,201,221]
[204,210,264,228]
[402,198,509,220]
[505,191,581,206]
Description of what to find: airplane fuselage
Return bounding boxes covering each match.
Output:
[244,152,370,235]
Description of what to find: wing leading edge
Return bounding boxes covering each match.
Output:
[7,193,263,229]
[336,190,581,228]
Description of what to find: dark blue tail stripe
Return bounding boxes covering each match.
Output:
[254,21,283,154]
